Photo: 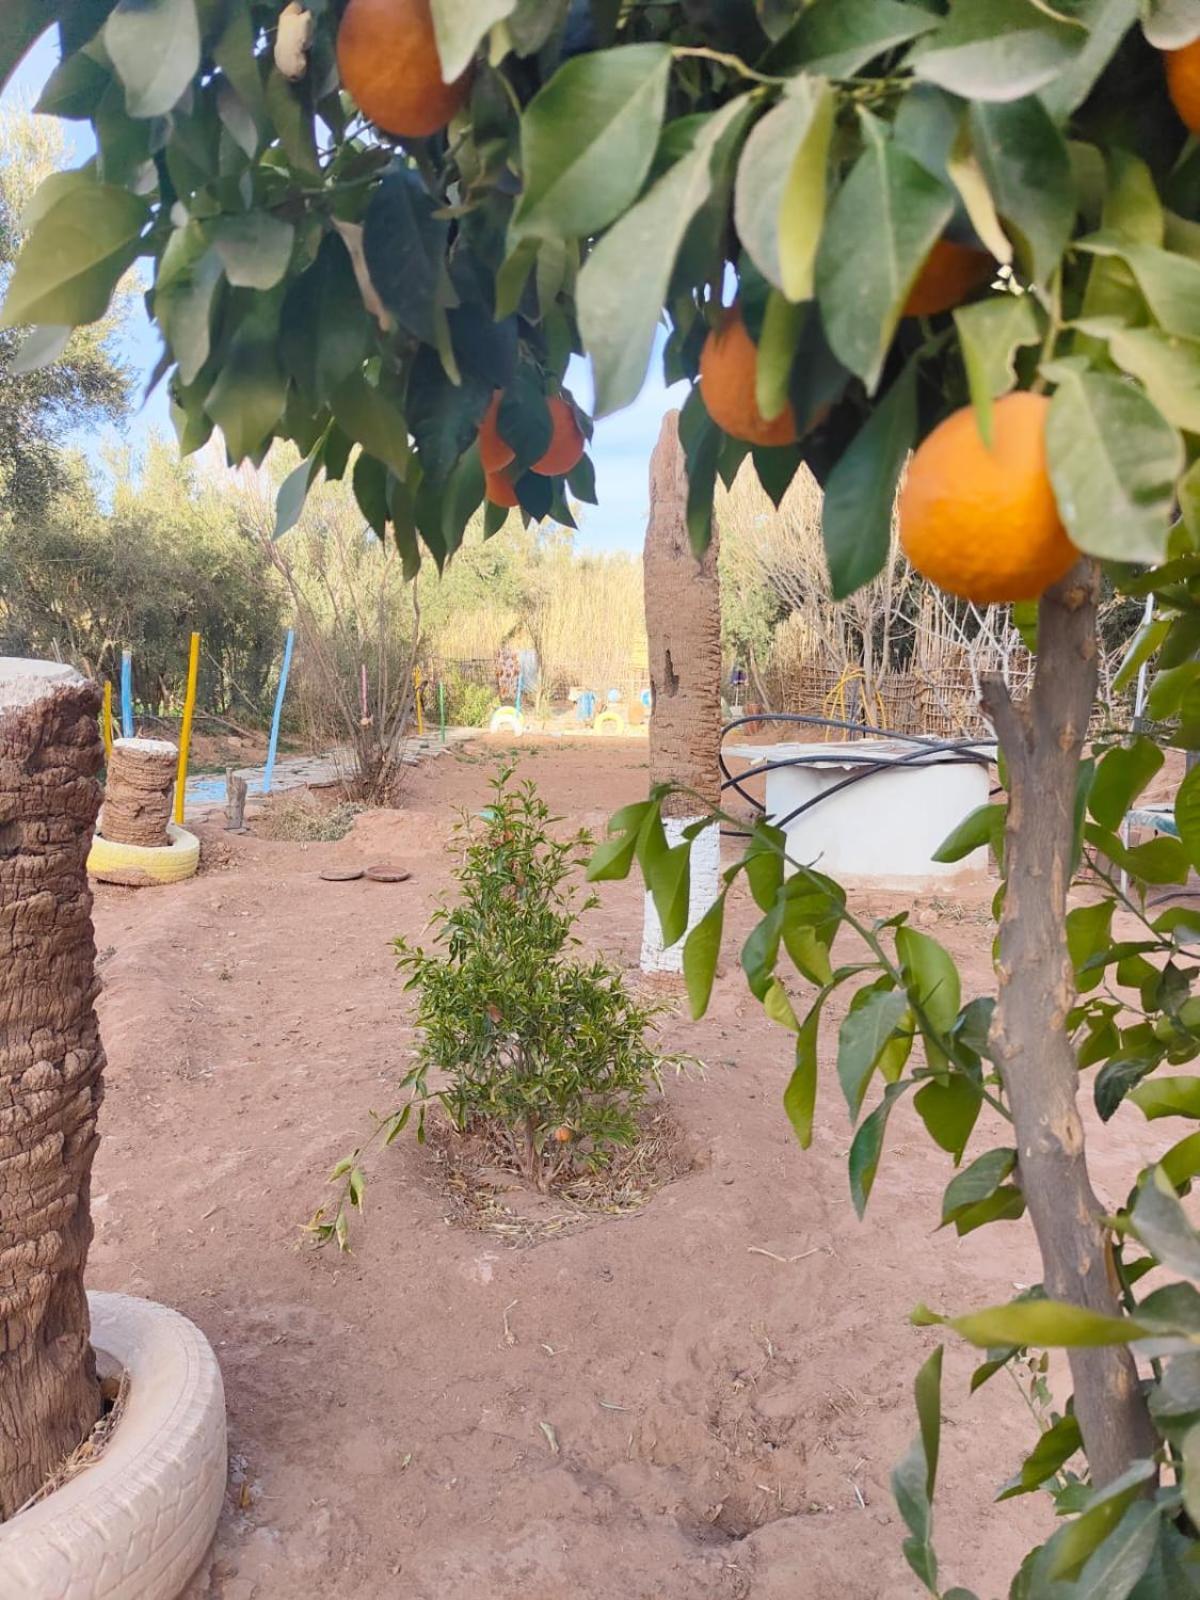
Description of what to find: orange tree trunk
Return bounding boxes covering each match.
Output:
[0,662,105,1517]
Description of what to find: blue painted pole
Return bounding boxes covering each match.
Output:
[263,628,294,796]
[120,649,134,738]
[515,667,523,716]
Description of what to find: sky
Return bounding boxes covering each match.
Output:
[1,34,683,555]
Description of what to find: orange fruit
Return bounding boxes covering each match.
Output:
[698,307,798,447]
[1166,40,1200,132]
[552,1125,572,1144]
[484,469,519,507]
[336,0,470,138]
[478,392,514,473]
[533,396,585,476]
[898,392,1078,604]
[902,239,994,317]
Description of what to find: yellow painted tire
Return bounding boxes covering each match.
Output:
[594,710,625,735]
[489,706,524,736]
[88,823,200,887]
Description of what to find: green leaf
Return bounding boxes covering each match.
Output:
[914,1076,982,1161]
[155,228,222,386]
[912,0,1084,102]
[997,1411,1082,1498]
[513,45,672,242]
[1,184,148,330]
[1045,364,1182,566]
[821,359,917,599]
[1089,739,1165,832]
[683,892,725,1019]
[1183,1424,1200,1536]
[430,0,514,81]
[1106,327,1200,435]
[1114,616,1169,694]
[205,298,287,461]
[211,212,294,291]
[1041,0,1140,120]
[892,1345,944,1592]
[1160,1130,1200,1191]
[650,843,691,949]
[953,296,1041,447]
[969,97,1074,287]
[734,75,834,303]
[332,373,411,479]
[1176,763,1200,876]
[849,1081,909,1218]
[363,166,449,348]
[933,802,1005,864]
[938,1298,1148,1346]
[1032,1461,1159,1584]
[1081,238,1200,338]
[273,448,321,540]
[1132,1167,1200,1279]
[771,0,938,78]
[838,986,908,1118]
[587,829,640,881]
[105,0,200,119]
[265,65,318,178]
[784,996,823,1147]
[280,234,371,408]
[1085,825,1191,886]
[579,97,753,416]
[1131,1076,1200,1121]
[212,0,266,121]
[814,115,954,392]
[897,925,961,1035]
[36,47,111,120]
[1074,1501,1160,1600]
[942,1147,1017,1223]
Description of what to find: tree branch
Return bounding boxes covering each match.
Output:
[990,559,1157,1486]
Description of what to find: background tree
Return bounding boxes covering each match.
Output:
[12,3,1200,1591]
[0,110,128,523]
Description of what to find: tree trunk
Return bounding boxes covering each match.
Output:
[641,411,723,974]
[981,564,1157,1487]
[0,661,106,1518]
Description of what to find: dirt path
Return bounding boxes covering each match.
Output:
[86,737,1158,1598]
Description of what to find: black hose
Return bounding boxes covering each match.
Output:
[718,711,997,840]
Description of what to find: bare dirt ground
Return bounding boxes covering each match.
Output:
[85,736,1163,1599]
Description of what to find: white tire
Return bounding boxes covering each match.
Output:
[0,1292,227,1600]
[87,824,200,887]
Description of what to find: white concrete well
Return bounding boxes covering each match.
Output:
[733,739,996,888]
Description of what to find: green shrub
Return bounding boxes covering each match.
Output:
[395,768,666,1189]
[438,672,496,728]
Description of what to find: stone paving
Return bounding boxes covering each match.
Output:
[183,728,479,813]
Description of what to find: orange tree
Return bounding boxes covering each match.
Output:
[9,0,1200,1586]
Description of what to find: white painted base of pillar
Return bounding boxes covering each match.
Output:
[640,817,721,975]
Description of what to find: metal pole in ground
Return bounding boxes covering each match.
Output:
[263,627,295,797]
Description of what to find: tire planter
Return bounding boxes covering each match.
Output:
[87,824,200,887]
[0,1293,227,1600]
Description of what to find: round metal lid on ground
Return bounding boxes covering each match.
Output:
[318,866,365,882]
[364,864,411,883]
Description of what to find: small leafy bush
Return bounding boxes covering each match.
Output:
[439,672,496,728]
[396,768,666,1189]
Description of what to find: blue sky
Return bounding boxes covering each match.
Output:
[2,35,681,554]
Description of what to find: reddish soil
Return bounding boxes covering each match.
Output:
[85,736,1162,1599]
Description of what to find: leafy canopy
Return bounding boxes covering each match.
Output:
[7,0,1200,593]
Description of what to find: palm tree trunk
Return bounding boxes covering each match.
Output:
[0,661,106,1518]
[641,410,722,974]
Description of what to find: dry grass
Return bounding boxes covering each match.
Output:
[425,1107,695,1246]
[14,1369,130,1517]
[257,788,362,842]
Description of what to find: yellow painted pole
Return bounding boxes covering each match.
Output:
[413,666,424,736]
[102,680,114,757]
[174,631,201,825]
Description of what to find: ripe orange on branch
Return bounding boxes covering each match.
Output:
[533,396,584,476]
[478,393,514,473]
[1166,40,1200,131]
[336,0,469,138]
[898,392,1078,604]
[902,239,994,317]
[698,307,798,447]
[484,470,519,508]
